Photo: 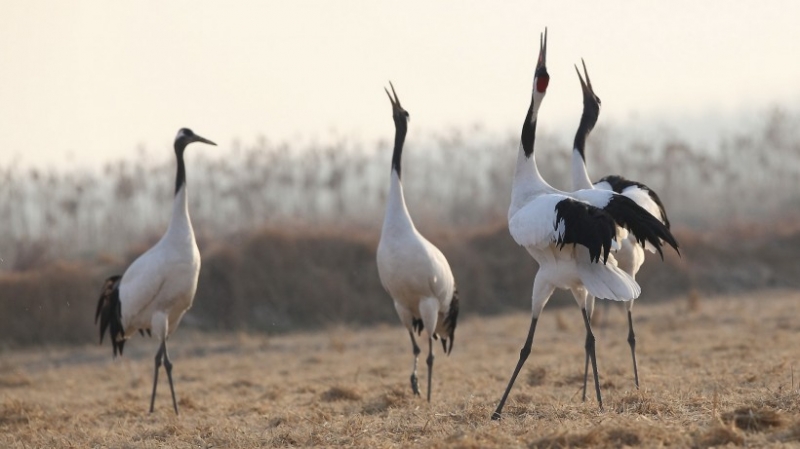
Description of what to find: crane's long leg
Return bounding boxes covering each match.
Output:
[582,308,603,410]
[149,341,165,413]
[163,340,179,415]
[425,335,434,403]
[581,294,595,402]
[627,310,639,389]
[582,336,590,402]
[408,330,421,396]
[491,316,538,420]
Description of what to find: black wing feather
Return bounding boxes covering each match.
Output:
[598,175,671,229]
[602,194,680,259]
[554,199,618,264]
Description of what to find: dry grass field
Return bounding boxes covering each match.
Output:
[2,290,800,448]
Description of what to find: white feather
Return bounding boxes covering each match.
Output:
[377,172,455,334]
[119,185,200,340]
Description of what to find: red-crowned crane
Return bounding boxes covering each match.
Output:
[95,128,216,414]
[376,84,459,403]
[571,60,674,399]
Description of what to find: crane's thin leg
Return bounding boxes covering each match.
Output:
[149,341,165,413]
[163,340,179,415]
[491,316,538,420]
[582,308,603,410]
[426,335,434,403]
[581,294,594,402]
[408,330,421,396]
[582,336,590,402]
[627,310,639,389]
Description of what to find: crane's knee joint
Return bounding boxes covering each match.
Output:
[426,353,434,367]
[585,334,595,351]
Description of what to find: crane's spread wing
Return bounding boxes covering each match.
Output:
[571,188,678,258]
[593,176,673,253]
[509,193,618,263]
[594,175,670,228]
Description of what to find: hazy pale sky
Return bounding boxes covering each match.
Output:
[1,1,798,169]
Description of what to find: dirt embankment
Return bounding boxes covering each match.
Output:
[1,224,798,347]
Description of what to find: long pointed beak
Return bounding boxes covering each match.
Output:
[383,81,403,112]
[193,135,217,146]
[384,87,395,107]
[575,63,589,94]
[575,58,597,100]
[580,58,592,90]
[385,81,404,114]
[537,27,547,69]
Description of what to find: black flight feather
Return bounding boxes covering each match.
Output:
[95,274,126,357]
[601,194,680,259]
[554,199,618,264]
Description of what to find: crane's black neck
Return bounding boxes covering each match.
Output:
[174,145,187,195]
[391,118,408,179]
[521,103,537,158]
[573,97,599,161]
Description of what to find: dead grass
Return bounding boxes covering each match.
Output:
[721,406,785,432]
[1,291,800,448]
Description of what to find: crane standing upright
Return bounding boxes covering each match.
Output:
[95,128,216,414]
[376,84,460,403]
[570,60,674,398]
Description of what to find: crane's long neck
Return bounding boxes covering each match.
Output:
[175,147,187,195]
[572,93,600,190]
[391,120,406,179]
[510,98,552,218]
[165,147,195,242]
[572,128,593,190]
[382,119,416,236]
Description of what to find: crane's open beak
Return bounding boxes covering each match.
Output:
[193,134,217,146]
[385,81,404,114]
[537,28,547,70]
[575,58,594,97]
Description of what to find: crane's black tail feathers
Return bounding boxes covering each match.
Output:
[95,275,126,357]
[412,317,424,336]
[441,289,459,355]
[603,195,680,259]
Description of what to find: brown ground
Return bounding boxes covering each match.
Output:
[2,290,800,448]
